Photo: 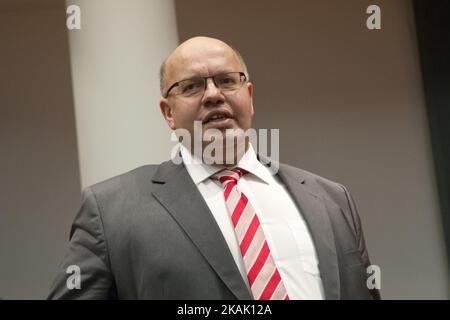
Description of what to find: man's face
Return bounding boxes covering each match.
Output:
[160,38,254,148]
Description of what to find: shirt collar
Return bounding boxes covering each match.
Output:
[180,143,273,185]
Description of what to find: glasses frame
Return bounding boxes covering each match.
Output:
[163,71,247,98]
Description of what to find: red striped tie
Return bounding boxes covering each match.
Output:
[212,168,289,300]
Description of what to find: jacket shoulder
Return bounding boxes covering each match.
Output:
[278,162,345,190]
[277,162,352,209]
[88,164,161,198]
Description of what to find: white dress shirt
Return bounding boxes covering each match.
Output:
[180,143,325,300]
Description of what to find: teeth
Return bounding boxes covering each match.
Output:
[209,114,226,121]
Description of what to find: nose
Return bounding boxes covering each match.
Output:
[202,77,225,107]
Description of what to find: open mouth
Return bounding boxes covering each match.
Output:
[204,114,230,124]
[203,111,234,125]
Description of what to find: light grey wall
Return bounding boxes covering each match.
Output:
[65,0,178,189]
[0,1,80,299]
[176,0,449,298]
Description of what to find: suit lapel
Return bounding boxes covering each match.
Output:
[277,163,341,300]
[150,156,340,300]
[151,160,252,300]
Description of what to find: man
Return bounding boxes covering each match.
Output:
[48,36,380,300]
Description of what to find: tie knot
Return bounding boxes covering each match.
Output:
[212,168,248,187]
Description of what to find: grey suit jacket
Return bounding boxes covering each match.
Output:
[48,156,380,300]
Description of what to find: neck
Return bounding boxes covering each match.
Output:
[185,136,250,167]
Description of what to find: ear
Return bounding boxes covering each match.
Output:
[246,82,254,116]
[159,98,176,130]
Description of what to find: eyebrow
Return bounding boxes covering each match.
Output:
[182,69,237,79]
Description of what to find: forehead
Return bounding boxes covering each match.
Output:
[166,42,241,81]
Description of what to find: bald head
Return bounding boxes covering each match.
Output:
[159,36,249,96]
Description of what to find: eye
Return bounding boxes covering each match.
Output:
[180,79,203,95]
[217,74,238,88]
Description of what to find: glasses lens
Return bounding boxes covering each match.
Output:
[214,72,243,90]
[177,78,205,96]
[171,72,245,97]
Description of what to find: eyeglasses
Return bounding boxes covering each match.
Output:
[164,72,247,98]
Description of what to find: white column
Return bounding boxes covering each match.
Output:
[66,0,179,188]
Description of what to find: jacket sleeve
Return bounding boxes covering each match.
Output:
[47,187,116,299]
[341,184,381,300]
